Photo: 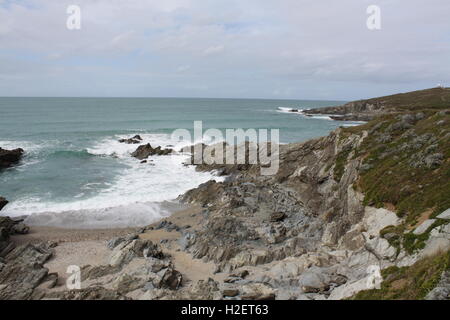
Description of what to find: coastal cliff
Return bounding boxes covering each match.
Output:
[0,88,449,300]
[303,87,450,121]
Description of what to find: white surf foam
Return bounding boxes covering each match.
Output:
[276,107,303,114]
[2,133,222,228]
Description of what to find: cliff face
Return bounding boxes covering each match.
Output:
[304,87,450,121]
[179,92,450,299]
[1,89,448,300]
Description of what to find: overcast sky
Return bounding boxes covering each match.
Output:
[0,0,449,100]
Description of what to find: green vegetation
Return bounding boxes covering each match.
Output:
[352,87,450,112]
[335,88,450,257]
[342,109,450,223]
[402,219,449,254]
[351,251,449,300]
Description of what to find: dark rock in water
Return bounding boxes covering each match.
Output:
[118,135,143,144]
[270,212,286,222]
[131,143,173,160]
[140,160,147,164]
[0,148,24,169]
[289,109,299,113]
[0,197,8,211]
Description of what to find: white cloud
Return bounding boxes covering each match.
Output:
[203,45,225,56]
[0,0,449,99]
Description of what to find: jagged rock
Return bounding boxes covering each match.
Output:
[81,264,122,280]
[328,277,371,300]
[107,233,138,250]
[413,219,436,235]
[426,271,450,300]
[229,269,249,279]
[298,267,347,294]
[131,143,173,159]
[38,272,59,289]
[240,283,276,300]
[47,286,129,300]
[157,267,183,290]
[0,148,24,169]
[118,135,142,144]
[12,222,30,235]
[0,197,8,211]
[362,207,401,237]
[0,243,53,299]
[424,153,443,168]
[109,239,163,266]
[180,143,207,154]
[421,223,450,257]
[270,212,286,222]
[222,288,239,297]
[437,208,450,220]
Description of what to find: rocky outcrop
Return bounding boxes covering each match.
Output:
[0,242,55,299]
[2,88,448,300]
[131,144,173,159]
[0,148,24,169]
[303,87,450,121]
[426,271,450,300]
[119,135,142,144]
[0,197,47,300]
[0,215,31,257]
[177,107,449,300]
[0,197,7,211]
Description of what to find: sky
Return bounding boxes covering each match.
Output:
[0,0,449,100]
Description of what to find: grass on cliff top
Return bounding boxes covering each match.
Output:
[342,109,450,225]
[349,87,450,111]
[351,250,449,300]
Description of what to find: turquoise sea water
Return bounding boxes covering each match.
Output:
[0,97,354,228]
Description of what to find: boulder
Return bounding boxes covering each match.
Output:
[426,271,450,300]
[413,219,436,235]
[270,212,286,222]
[109,239,163,266]
[107,233,138,250]
[421,223,450,257]
[131,143,173,160]
[119,135,142,144]
[222,288,239,297]
[240,283,276,300]
[47,286,129,300]
[0,148,24,169]
[0,242,54,299]
[437,208,450,220]
[157,267,183,290]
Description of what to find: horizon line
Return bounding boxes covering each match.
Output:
[0,96,348,102]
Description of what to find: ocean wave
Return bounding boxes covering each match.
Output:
[0,140,44,153]
[276,107,303,114]
[21,201,186,229]
[2,133,222,227]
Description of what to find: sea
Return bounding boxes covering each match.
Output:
[0,97,361,228]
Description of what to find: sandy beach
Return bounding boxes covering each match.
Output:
[8,205,223,291]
